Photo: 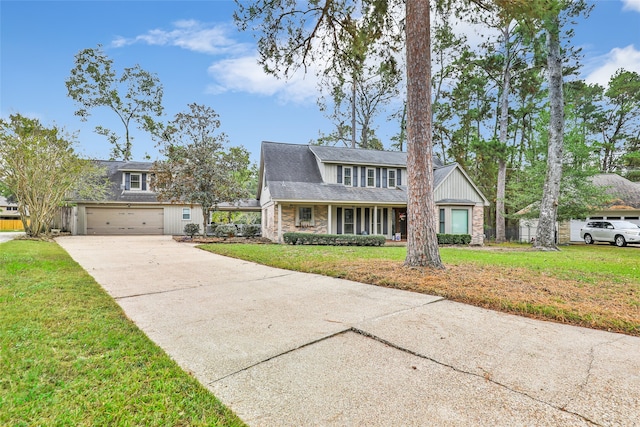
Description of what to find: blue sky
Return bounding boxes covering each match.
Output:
[1,0,639,164]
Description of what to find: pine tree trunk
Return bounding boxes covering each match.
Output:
[404,0,443,269]
[496,158,506,242]
[351,78,357,149]
[495,26,511,244]
[535,15,564,251]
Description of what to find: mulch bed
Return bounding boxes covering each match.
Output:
[173,235,273,244]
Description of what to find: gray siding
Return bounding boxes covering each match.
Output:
[435,168,484,203]
[163,205,204,235]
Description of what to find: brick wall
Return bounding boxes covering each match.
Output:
[471,204,485,246]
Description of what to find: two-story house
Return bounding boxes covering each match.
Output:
[258,141,489,244]
[69,161,206,235]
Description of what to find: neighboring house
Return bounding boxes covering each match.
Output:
[258,141,489,244]
[68,161,205,235]
[518,173,640,243]
[0,196,23,231]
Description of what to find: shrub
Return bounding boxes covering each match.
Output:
[241,224,261,238]
[283,232,386,246]
[183,223,200,238]
[437,233,471,245]
[213,224,237,237]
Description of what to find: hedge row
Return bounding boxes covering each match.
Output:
[283,232,471,246]
[437,234,472,245]
[283,232,386,246]
[211,224,261,238]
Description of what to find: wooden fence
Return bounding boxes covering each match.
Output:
[0,219,24,231]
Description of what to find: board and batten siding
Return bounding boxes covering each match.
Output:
[163,205,204,235]
[434,168,484,203]
[320,163,337,183]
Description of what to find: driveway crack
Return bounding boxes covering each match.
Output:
[350,327,602,426]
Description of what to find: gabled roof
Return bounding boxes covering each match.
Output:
[71,160,159,204]
[258,141,483,205]
[591,173,640,209]
[262,142,323,184]
[309,145,408,167]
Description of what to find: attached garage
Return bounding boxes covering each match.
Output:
[86,207,164,235]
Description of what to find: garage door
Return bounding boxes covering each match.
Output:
[86,208,164,235]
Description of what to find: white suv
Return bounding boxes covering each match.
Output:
[580,220,640,247]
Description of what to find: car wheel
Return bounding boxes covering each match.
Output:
[615,235,627,247]
[583,234,593,244]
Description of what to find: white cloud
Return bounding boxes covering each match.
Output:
[584,45,640,87]
[206,56,319,104]
[622,0,640,13]
[112,20,248,55]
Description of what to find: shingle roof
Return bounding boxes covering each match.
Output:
[262,142,323,184]
[260,141,458,204]
[71,160,159,203]
[308,144,408,167]
[591,174,640,209]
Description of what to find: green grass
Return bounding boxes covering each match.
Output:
[202,243,639,286]
[200,243,640,335]
[0,240,246,427]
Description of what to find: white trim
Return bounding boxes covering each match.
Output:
[182,207,191,220]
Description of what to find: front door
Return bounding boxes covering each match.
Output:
[393,208,407,239]
[344,208,355,234]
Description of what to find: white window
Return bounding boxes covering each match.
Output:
[367,168,375,187]
[297,206,314,226]
[388,170,396,187]
[451,209,469,234]
[344,167,352,186]
[129,173,141,190]
[182,207,191,220]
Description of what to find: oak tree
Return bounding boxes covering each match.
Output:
[66,45,164,161]
[152,104,251,234]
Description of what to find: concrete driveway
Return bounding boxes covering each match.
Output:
[57,235,640,426]
[0,231,24,244]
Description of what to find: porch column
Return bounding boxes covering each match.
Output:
[277,203,283,243]
[327,204,332,234]
[373,205,378,235]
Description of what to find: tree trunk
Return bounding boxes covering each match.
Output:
[351,77,357,149]
[495,26,511,244]
[404,0,443,269]
[535,15,563,251]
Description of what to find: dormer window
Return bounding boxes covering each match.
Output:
[367,168,375,187]
[388,170,396,187]
[124,172,148,191]
[344,167,352,186]
[130,173,141,190]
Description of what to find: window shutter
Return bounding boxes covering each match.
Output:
[376,168,381,187]
[142,173,147,191]
[353,167,358,187]
[337,207,343,234]
[364,208,370,233]
[337,165,343,184]
[125,173,131,190]
[383,208,388,234]
[382,169,388,188]
[361,167,366,187]
[397,169,402,186]
[356,208,362,234]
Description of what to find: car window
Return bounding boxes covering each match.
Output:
[615,221,640,229]
[604,222,614,229]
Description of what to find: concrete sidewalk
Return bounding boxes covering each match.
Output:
[57,235,640,426]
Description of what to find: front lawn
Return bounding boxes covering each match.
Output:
[0,240,246,427]
[200,243,640,336]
